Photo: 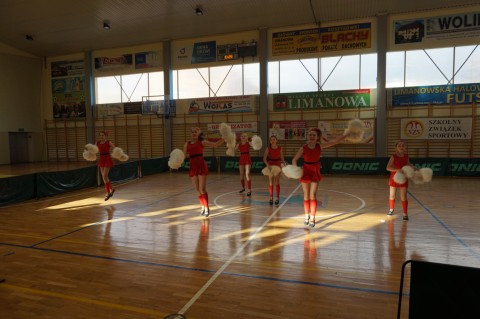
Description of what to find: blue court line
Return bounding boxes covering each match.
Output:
[0,241,399,297]
[408,191,480,261]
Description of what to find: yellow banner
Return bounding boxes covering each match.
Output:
[272,23,371,56]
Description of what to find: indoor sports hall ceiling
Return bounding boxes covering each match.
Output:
[0,0,478,58]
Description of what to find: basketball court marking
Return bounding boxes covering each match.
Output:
[178,184,367,315]
[213,187,366,219]
[177,183,302,315]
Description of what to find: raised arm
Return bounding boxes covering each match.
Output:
[203,138,224,148]
[321,134,347,149]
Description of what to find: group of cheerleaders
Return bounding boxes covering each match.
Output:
[96,127,413,225]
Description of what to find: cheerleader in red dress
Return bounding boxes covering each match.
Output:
[183,127,224,217]
[97,131,115,201]
[263,135,285,206]
[292,128,346,227]
[386,140,415,221]
[235,133,252,196]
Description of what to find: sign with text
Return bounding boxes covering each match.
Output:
[394,12,480,47]
[207,122,257,133]
[94,54,133,71]
[390,83,480,106]
[188,95,254,114]
[401,118,472,139]
[273,89,371,111]
[272,22,371,56]
[191,41,216,64]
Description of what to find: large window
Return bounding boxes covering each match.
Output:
[172,63,260,99]
[386,45,480,87]
[268,53,377,94]
[95,72,164,104]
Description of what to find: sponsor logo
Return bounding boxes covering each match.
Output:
[404,120,424,138]
[331,162,380,171]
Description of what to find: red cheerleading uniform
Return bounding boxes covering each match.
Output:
[187,141,208,177]
[301,143,322,183]
[97,141,113,168]
[388,154,409,188]
[238,143,251,165]
[267,146,282,167]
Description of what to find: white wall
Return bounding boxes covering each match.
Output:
[0,52,43,164]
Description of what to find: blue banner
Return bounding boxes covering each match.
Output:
[191,41,216,64]
[391,83,480,106]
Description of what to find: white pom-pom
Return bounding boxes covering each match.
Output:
[111,147,124,160]
[226,134,236,148]
[251,135,262,150]
[262,167,271,176]
[85,143,99,154]
[226,147,235,156]
[420,167,433,183]
[344,119,365,143]
[83,150,97,161]
[393,171,406,184]
[168,149,185,169]
[282,165,302,179]
[119,154,129,162]
[219,123,232,138]
[270,166,281,176]
[411,171,425,184]
[402,165,415,179]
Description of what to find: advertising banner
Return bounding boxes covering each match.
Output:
[94,54,133,71]
[51,59,86,119]
[273,89,371,111]
[135,51,161,69]
[394,12,480,46]
[318,119,375,144]
[390,83,480,106]
[272,23,371,56]
[400,117,472,140]
[191,41,216,64]
[207,122,258,133]
[188,95,254,114]
[269,121,306,140]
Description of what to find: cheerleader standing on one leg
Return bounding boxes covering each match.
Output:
[97,131,115,201]
[386,140,415,221]
[235,133,252,196]
[292,128,346,227]
[184,127,224,217]
[263,135,285,206]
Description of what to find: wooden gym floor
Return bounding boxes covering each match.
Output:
[1,162,479,318]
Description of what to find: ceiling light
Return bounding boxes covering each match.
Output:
[103,21,111,30]
[195,7,203,16]
[25,35,34,41]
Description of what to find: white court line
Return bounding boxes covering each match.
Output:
[177,183,302,315]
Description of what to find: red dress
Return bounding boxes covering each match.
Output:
[238,143,251,165]
[187,141,208,177]
[301,143,322,183]
[97,141,113,168]
[388,154,409,188]
[267,146,282,167]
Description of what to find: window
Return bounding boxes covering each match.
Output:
[173,63,260,99]
[95,72,164,104]
[268,54,377,94]
[386,45,480,87]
